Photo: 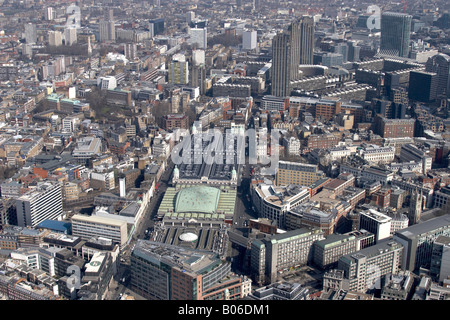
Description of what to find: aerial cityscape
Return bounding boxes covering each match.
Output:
[0,0,449,304]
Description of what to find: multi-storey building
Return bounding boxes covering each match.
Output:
[99,20,115,42]
[130,240,249,300]
[393,214,450,271]
[90,170,115,190]
[359,145,395,164]
[323,173,355,197]
[251,183,311,228]
[374,116,415,139]
[64,27,77,46]
[425,53,450,99]
[430,235,450,283]
[189,27,207,49]
[48,30,62,46]
[15,182,63,228]
[106,88,132,106]
[400,144,433,175]
[283,136,301,156]
[387,212,409,236]
[286,203,337,235]
[251,228,324,285]
[313,234,359,270]
[261,95,289,112]
[408,70,438,102]
[380,12,412,58]
[24,23,37,44]
[275,161,325,187]
[434,184,450,209]
[72,137,102,165]
[358,209,392,243]
[242,29,257,51]
[306,134,340,150]
[168,54,189,85]
[163,114,189,130]
[381,271,414,300]
[337,240,404,293]
[0,275,56,300]
[271,17,314,97]
[248,282,309,300]
[78,252,115,300]
[71,214,128,249]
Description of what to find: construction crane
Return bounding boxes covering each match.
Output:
[402,0,407,13]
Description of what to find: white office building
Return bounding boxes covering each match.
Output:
[24,23,37,44]
[99,20,115,42]
[359,145,395,164]
[189,27,207,49]
[62,115,81,133]
[48,31,62,46]
[359,209,392,243]
[283,136,301,157]
[72,136,102,163]
[186,11,195,24]
[64,27,77,46]
[192,49,205,66]
[15,182,63,228]
[97,76,117,90]
[45,7,56,21]
[242,29,257,50]
[124,43,137,60]
[328,146,355,161]
[71,214,128,249]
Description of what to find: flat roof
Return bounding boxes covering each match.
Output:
[132,240,222,276]
[270,228,321,243]
[315,234,356,249]
[85,252,106,274]
[395,214,450,239]
[343,240,403,262]
[37,220,71,233]
[71,214,127,227]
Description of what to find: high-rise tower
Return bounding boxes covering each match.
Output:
[298,16,314,65]
[380,12,412,58]
[425,53,450,99]
[271,16,314,97]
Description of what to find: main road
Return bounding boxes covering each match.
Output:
[119,159,175,263]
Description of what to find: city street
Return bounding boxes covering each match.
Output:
[107,160,175,300]
[233,162,258,228]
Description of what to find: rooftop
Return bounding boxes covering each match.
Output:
[132,240,223,276]
[36,220,71,233]
[158,184,236,219]
[395,214,450,239]
[175,185,221,214]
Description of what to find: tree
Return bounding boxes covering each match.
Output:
[152,101,171,128]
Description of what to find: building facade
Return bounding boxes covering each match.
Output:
[71,214,128,249]
[380,12,412,58]
[393,214,450,271]
[337,240,404,293]
[15,182,63,228]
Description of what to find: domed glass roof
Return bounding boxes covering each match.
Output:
[175,186,221,214]
[179,232,198,242]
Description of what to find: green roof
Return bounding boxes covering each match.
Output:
[175,186,221,214]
